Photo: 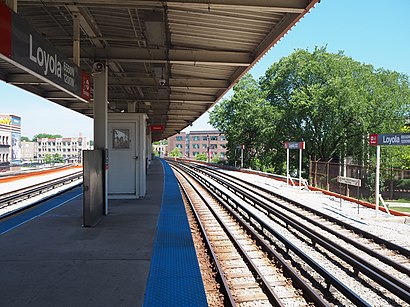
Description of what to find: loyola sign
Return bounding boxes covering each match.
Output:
[0,2,91,101]
[369,133,410,146]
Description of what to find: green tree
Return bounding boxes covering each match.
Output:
[33,133,63,142]
[21,136,31,142]
[169,147,181,157]
[210,74,280,170]
[210,47,410,173]
[260,47,409,163]
[195,153,207,161]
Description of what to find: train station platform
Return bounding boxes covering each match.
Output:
[0,158,206,307]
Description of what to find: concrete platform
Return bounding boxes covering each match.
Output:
[0,158,164,307]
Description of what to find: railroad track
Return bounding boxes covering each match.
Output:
[0,171,82,218]
[172,164,326,306]
[170,160,410,306]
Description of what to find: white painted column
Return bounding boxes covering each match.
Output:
[375,145,380,217]
[72,14,80,66]
[286,148,290,185]
[93,66,108,214]
[299,148,302,189]
[240,145,244,168]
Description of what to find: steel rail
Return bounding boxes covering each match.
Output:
[185,163,410,303]
[197,165,410,276]
[172,165,284,306]
[171,161,365,306]
[173,167,237,307]
[0,172,82,218]
[196,163,410,258]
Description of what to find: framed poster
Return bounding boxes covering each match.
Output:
[112,128,130,149]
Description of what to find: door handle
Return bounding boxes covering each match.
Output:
[133,156,139,160]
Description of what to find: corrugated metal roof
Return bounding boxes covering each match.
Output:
[1,0,319,141]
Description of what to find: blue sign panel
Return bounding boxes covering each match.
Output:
[371,133,410,146]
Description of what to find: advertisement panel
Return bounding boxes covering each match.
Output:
[11,131,21,162]
[0,2,91,101]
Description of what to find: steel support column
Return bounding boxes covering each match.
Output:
[73,14,80,66]
[93,66,108,214]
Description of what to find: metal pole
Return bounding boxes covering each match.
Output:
[286,148,289,185]
[299,148,302,189]
[240,145,243,168]
[207,135,210,163]
[375,145,380,217]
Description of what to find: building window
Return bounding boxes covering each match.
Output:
[210,136,218,141]
[176,144,183,149]
[192,136,200,141]
[210,144,217,149]
[202,144,207,149]
[193,152,199,156]
[176,136,183,141]
[192,144,200,149]
[202,136,208,141]
[220,135,226,141]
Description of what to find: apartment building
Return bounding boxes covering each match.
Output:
[21,141,38,161]
[167,130,227,160]
[37,135,92,163]
[167,131,188,157]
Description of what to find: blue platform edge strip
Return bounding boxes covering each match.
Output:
[143,159,207,307]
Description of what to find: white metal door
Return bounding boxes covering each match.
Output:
[108,122,137,196]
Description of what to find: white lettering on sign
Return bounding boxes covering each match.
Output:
[382,135,400,145]
[401,134,410,144]
[29,34,62,77]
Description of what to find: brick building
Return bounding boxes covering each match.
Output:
[167,130,227,160]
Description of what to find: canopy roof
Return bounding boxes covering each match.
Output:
[0,0,319,140]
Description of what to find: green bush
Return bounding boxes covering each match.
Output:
[397,179,410,190]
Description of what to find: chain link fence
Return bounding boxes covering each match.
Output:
[309,160,410,201]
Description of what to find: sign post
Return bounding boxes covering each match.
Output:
[241,144,244,168]
[284,141,305,188]
[369,133,410,217]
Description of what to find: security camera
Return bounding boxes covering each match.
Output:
[92,61,105,73]
[159,78,166,86]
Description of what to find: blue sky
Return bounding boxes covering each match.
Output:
[1,0,409,139]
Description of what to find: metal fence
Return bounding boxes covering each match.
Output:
[309,160,410,200]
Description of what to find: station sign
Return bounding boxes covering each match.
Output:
[337,176,361,187]
[284,141,305,149]
[0,2,91,101]
[369,133,410,146]
[150,125,164,132]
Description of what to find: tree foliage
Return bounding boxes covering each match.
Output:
[33,133,63,142]
[21,136,30,142]
[169,147,181,157]
[195,153,207,161]
[210,47,410,172]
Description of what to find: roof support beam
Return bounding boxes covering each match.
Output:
[20,1,308,13]
[60,47,251,66]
